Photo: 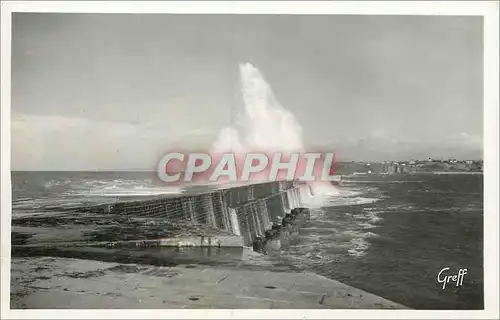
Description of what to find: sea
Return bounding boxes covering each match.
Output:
[10,171,483,310]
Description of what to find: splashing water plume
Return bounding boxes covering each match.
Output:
[212,63,304,153]
[212,63,338,197]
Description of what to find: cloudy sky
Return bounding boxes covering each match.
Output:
[11,13,483,170]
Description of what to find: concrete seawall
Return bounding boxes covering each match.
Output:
[89,180,313,249]
[12,180,314,252]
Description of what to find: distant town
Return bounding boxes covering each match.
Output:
[335,158,483,175]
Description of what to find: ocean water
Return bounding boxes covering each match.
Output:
[11,171,185,215]
[11,171,183,200]
[278,173,484,310]
[10,171,483,309]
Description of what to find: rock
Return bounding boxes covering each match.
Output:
[265,229,280,241]
[271,224,282,231]
[289,208,311,225]
[252,237,267,254]
[296,208,311,221]
[282,214,295,227]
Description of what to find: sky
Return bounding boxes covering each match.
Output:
[11,13,483,170]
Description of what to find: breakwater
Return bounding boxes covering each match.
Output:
[12,180,314,254]
[90,180,313,250]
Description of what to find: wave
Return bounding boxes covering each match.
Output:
[74,186,183,197]
[13,177,184,215]
[305,194,380,209]
[43,177,184,198]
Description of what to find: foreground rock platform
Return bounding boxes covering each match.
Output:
[10,256,408,309]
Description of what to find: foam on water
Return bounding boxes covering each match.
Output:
[12,175,185,215]
[303,186,380,209]
[77,185,183,197]
[272,182,386,268]
[44,177,184,197]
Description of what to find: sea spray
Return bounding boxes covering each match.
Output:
[157,63,339,196]
[212,62,305,154]
[211,62,338,195]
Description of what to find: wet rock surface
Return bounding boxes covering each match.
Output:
[11,213,235,252]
